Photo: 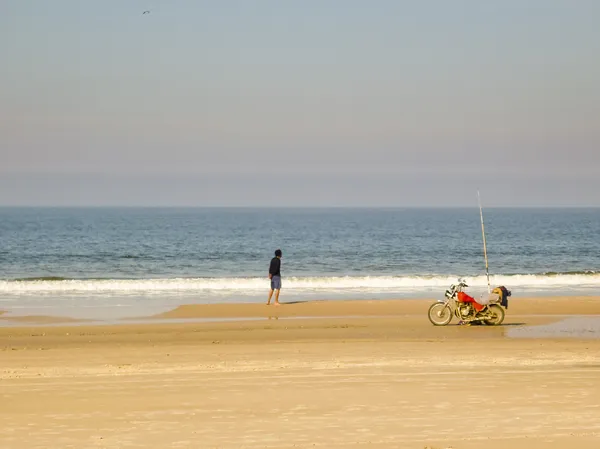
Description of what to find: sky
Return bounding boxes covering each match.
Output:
[1,0,599,206]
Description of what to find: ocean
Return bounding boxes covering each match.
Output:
[1,207,599,318]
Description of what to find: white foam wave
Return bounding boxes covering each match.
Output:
[1,273,599,296]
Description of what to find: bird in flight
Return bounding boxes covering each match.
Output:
[142,10,151,15]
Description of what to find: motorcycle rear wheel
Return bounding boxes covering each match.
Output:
[483,304,505,326]
[428,303,452,326]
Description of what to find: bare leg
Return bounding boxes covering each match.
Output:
[274,289,281,305]
[267,289,274,305]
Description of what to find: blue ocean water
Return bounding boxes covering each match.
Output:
[1,207,599,315]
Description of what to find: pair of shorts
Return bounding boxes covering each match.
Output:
[270,275,281,290]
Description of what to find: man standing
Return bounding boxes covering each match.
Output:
[267,249,282,306]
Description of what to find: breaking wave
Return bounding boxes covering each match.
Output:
[1,272,599,296]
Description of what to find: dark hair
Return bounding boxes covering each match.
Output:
[274,249,282,257]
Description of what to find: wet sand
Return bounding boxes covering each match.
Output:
[1,297,600,448]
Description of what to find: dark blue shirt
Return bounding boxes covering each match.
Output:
[269,257,281,277]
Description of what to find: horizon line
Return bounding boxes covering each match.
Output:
[1,205,599,209]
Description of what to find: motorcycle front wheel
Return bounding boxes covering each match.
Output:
[483,304,505,326]
[428,302,452,326]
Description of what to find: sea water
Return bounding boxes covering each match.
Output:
[1,207,599,317]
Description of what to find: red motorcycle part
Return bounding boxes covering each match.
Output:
[457,291,484,311]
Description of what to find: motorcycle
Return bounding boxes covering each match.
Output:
[428,279,511,326]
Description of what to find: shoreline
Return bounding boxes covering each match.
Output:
[1,297,599,341]
[3,290,600,326]
[1,296,599,325]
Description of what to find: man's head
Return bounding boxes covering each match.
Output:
[274,249,282,258]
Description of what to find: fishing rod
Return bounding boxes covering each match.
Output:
[478,191,491,293]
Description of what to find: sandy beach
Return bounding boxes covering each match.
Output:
[2,297,600,448]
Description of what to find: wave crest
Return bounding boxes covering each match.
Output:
[1,273,600,296]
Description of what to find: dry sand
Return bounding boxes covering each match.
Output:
[1,297,600,448]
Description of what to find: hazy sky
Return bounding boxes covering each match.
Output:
[1,1,599,206]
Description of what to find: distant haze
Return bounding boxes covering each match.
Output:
[1,1,599,206]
